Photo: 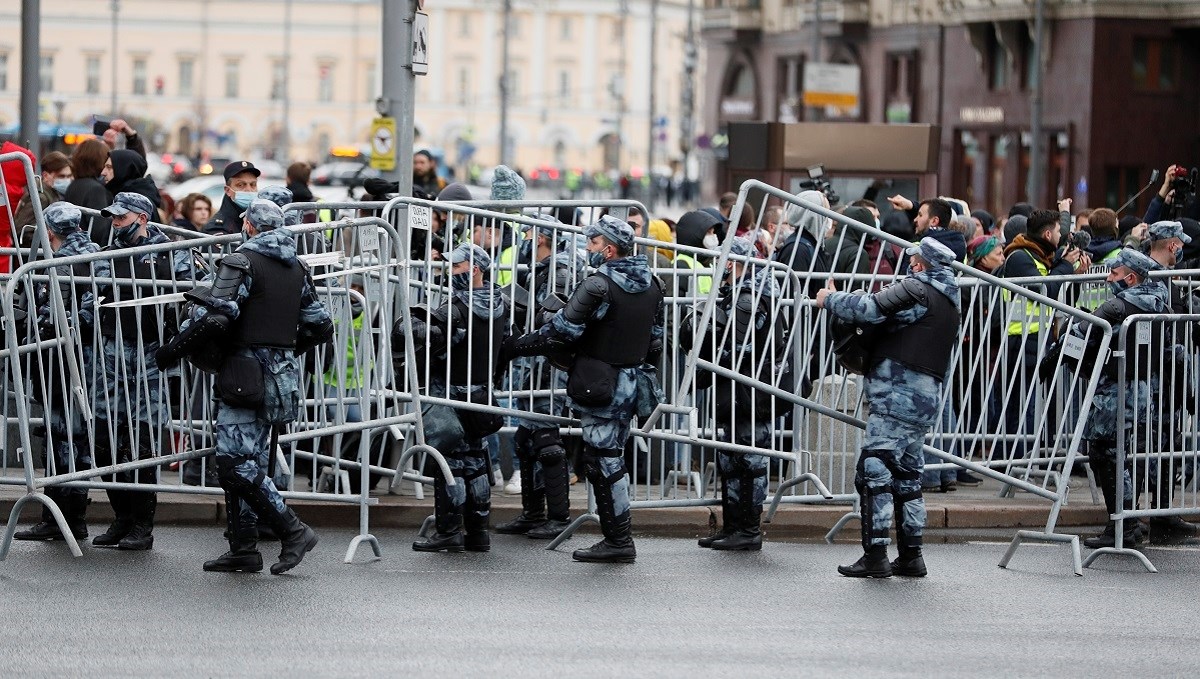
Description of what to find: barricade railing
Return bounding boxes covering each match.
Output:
[0,215,457,564]
[1083,311,1200,573]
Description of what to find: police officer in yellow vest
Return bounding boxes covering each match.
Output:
[998,208,1091,457]
[672,209,720,297]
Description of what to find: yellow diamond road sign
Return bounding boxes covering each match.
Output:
[370,117,397,171]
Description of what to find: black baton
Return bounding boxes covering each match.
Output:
[267,424,280,480]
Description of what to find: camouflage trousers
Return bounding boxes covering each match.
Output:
[45,409,93,500]
[857,415,929,548]
[215,403,288,527]
[717,420,770,511]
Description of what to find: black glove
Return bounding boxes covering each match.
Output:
[155,342,180,371]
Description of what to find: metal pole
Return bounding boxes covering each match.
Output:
[280,0,292,162]
[18,0,40,149]
[616,0,629,175]
[380,0,416,194]
[1027,0,1046,206]
[680,0,696,207]
[110,0,119,114]
[810,0,822,122]
[646,0,659,212]
[498,0,512,166]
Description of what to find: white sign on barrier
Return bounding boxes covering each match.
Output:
[360,222,379,252]
[409,204,432,231]
[1062,333,1086,361]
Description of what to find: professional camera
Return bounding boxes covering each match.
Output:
[1164,165,1197,220]
[1065,230,1091,252]
[796,164,840,207]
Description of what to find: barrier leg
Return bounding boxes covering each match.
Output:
[766,472,834,522]
[417,514,436,538]
[1083,462,1101,505]
[0,492,83,560]
[1081,517,1158,573]
[544,512,599,551]
[344,435,382,564]
[998,529,1084,576]
[825,510,860,544]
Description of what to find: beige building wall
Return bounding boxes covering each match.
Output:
[0,0,694,175]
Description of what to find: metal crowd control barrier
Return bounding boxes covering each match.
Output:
[0,212,459,564]
[1083,308,1200,573]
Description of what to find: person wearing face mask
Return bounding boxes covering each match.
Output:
[404,243,511,553]
[691,237,783,551]
[204,161,261,235]
[495,218,586,540]
[1058,249,1169,550]
[672,209,721,297]
[500,216,666,563]
[156,200,334,573]
[90,192,199,551]
[14,152,73,248]
[12,203,109,542]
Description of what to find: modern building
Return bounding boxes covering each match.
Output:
[702,0,1200,215]
[0,0,696,176]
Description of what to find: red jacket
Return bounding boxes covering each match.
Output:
[1,141,37,274]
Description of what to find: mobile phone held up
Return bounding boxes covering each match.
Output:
[92,116,112,136]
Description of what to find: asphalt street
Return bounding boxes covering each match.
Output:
[1,527,1198,678]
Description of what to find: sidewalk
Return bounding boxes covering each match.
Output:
[0,474,1105,541]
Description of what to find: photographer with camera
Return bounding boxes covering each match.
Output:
[1144,164,1199,224]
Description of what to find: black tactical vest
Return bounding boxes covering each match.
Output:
[228,250,306,349]
[872,282,960,378]
[577,274,663,367]
[99,250,176,341]
[447,298,506,387]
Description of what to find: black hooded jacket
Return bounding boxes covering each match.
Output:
[105,150,162,213]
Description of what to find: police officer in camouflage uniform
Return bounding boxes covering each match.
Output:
[817,237,961,578]
[408,243,511,553]
[1072,248,1170,549]
[14,203,107,542]
[257,185,302,227]
[694,236,782,551]
[91,192,198,551]
[156,200,333,574]
[502,216,665,563]
[496,218,585,540]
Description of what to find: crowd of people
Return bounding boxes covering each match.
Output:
[5,132,1200,575]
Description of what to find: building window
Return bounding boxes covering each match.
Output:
[318,63,334,102]
[0,53,7,91]
[1132,38,1178,92]
[224,60,240,98]
[885,51,918,123]
[560,17,571,41]
[40,55,54,92]
[558,70,571,106]
[270,60,286,100]
[987,31,1008,91]
[179,59,194,97]
[1105,166,1144,211]
[457,66,470,106]
[86,56,101,94]
[132,57,147,95]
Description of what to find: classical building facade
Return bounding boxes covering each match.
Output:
[0,0,694,174]
[702,0,1200,215]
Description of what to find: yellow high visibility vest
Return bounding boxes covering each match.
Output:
[1004,251,1050,335]
[496,244,518,286]
[676,253,712,296]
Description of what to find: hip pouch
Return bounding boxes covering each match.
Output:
[567,355,618,407]
[217,354,265,410]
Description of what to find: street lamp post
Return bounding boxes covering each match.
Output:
[111,0,120,115]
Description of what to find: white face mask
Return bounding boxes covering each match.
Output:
[702,233,720,250]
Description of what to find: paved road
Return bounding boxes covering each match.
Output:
[1,527,1196,677]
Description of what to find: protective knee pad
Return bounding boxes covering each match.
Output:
[513,426,537,464]
[217,456,265,497]
[533,428,566,464]
[891,484,925,548]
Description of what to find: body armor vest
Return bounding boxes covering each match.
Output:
[577,274,663,367]
[872,283,960,378]
[447,299,506,387]
[99,250,175,341]
[228,250,306,349]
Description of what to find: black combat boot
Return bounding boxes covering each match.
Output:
[698,476,736,548]
[495,460,545,535]
[572,450,636,563]
[118,494,156,550]
[204,491,264,573]
[891,534,927,577]
[413,475,465,553]
[711,474,764,551]
[267,509,319,575]
[838,545,893,578]
[93,490,136,547]
[1084,456,1121,549]
[1149,515,1200,544]
[14,491,88,541]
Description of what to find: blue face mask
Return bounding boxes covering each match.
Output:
[52,178,72,194]
[1175,247,1184,265]
[1109,279,1130,296]
[452,272,473,291]
[233,191,256,209]
[588,249,607,268]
